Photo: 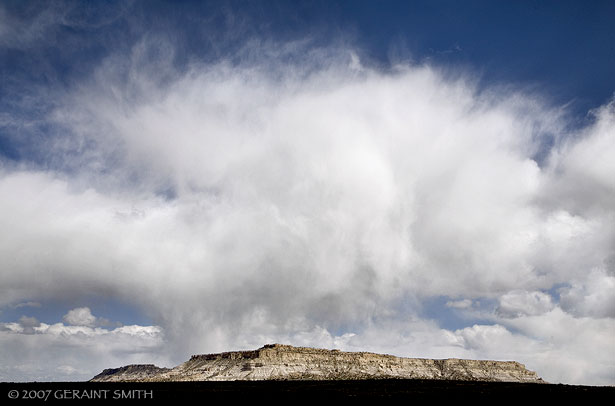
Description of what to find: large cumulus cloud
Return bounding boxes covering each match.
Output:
[1,38,613,384]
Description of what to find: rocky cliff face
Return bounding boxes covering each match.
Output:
[90,344,545,383]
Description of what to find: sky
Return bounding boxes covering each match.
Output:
[0,0,614,385]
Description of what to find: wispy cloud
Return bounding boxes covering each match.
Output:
[11,301,42,309]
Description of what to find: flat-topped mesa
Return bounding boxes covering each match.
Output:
[91,344,546,383]
[90,364,171,382]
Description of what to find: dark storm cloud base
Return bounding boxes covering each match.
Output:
[2,380,612,401]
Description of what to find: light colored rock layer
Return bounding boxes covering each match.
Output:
[91,344,545,383]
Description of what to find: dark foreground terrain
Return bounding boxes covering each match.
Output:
[3,380,613,402]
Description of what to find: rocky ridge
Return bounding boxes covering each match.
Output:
[90,344,545,383]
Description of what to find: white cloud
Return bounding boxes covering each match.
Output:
[63,307,97,327]
[496,290,554,318]
[454,324,542,359]
[446,299,474,309]
[542,101,615,215]
[0,40,613,384]
[559,267,615,318]
[494,308,615,386]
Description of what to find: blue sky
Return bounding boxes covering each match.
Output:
[1,0,614,385]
